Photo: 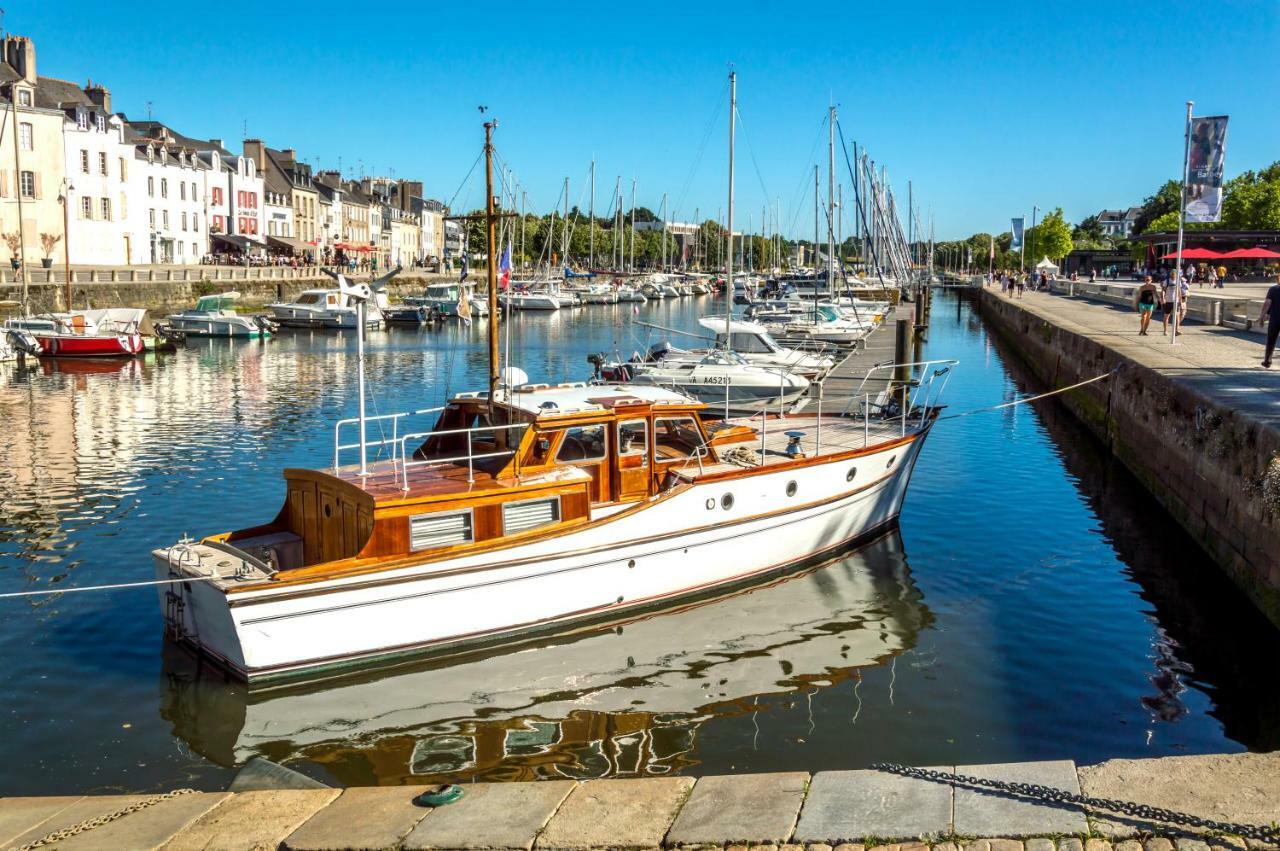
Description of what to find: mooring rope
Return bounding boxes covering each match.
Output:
[938,368,1117,421]
[0,573,221,600]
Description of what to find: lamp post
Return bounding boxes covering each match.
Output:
[58,179,74,310]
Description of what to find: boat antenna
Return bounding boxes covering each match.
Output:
[484,118,501,404]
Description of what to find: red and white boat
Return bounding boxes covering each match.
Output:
[17,308,146,358]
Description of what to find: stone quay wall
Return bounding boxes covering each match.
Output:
[976,290,1280,628]
[1,267,460,315]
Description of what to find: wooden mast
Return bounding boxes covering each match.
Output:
[484,119,500,402]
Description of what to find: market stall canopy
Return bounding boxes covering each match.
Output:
[1034,257,1059,271]
[1218,247,1280,259]
[266,235,312,254]
[211,233,262,252]
[334,242,373,252]
[1159,247,1224,259]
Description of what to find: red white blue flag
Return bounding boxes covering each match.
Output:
[498,241,512,290]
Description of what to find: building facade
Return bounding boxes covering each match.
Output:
[126,126,210,264]
[0,36,70,270]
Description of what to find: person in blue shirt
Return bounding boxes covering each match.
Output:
[1260,274,1280,368]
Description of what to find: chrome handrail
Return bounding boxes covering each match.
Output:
[397,422,529,489]
[333,407,444,471]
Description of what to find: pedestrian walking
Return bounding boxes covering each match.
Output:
[1161,276,1178,334]
[1134,275,1159,336]
[1207,266,1218,289]
[1260,274,1280,368]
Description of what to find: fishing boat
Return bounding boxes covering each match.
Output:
[11,308,146,358]
[151,78,954,683]
[167,292,274,338]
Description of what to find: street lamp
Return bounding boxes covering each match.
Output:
[57,179,74,310]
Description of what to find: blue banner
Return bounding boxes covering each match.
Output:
[1010,218,1025,251]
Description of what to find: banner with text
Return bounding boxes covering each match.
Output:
[1185,115,1229,223]
[1010,218,1025,251]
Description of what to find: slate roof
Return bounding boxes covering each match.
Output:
[34,76,93,110]
[125,119,231,156]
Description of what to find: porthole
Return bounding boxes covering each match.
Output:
[721,493,734,511]
[886,456,896,469]
[786,481,798,497]
[627,559,636,569]
[846,467,857,482]
[705,498,716,510]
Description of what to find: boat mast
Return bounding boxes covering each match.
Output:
[485,120,500,402]
[8,95,29,311]
[827,106,836,301]
[660,193,668,272]
[813,165,819,321]
[629,178,636,274]
[589,158,595,271]
[725,70,736,349]
[561,177,569,271]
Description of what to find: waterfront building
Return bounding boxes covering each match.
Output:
[341,181,372,256]
[415,197,445,270]
[0,35,70,271]
[242,140,313,259]
[1096,207,1142,239]
[124,122,209,264]
[444,219,463,270]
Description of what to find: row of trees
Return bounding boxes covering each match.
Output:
[921,159,1280,273]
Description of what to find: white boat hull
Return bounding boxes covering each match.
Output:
[154,428,927,680]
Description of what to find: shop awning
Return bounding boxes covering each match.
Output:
[334,242,373,252]
[1159,248,1223,259]
[266,235,313,254]
[211,233,263,251]
[1218,247,1280,259]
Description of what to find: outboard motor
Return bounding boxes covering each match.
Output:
[586,351,606,379]
[647,340,672,363]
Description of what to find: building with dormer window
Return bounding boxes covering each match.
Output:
[124,123,210,264]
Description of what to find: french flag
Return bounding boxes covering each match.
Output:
[498,241,512,290]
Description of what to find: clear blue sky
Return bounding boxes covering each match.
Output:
[23,0,1280,240]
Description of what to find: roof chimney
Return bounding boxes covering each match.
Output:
[6,36,36,84]
[209,138,224,150]
[281,148,297,162]
[242,139,266,168]
[84,81,111,114]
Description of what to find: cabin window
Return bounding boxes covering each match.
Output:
[653,416,703,460]
[617,419,648,463]
[556,425,607,464]
[410,509,474,551]
[503,497,561,535]
[729,332,773,354]
[295,292,323,305]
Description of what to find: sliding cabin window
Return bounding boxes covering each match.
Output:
[502,496,561,535]
[409,509,474,551]
[653,416,703,460]
[555,424,607,464]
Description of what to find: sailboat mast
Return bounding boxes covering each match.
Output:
[589,158,595,270]
[561,177,569,269]
[629,178,636,273]
[484,120,500,402]
[725,70,736,344]
[660,193,668,271]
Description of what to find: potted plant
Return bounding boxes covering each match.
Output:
[40,233,63,269]
[2,233,19,272]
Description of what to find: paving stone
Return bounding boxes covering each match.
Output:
[0,795,84,847]
[953,761,1087,838]
[1086,840,1114,851]
[1080,751,1280,838]
[833,845,865,851]
[163,789,341,850]
[1115,842,1144,851]
[794,769,953,843]
[935,843,962,851]
[401,780,576,850]
[666,772,809,846]
[963,841,993,851]
[1026,839,1056,851]
[4,795,150,847]
[1144,841,1175,851]
[57,793,231,850]
[1175,841,1212,851]
[808,845,834,851]
[1060,839,1084,851]
[536,777,693,850]
[283,786,434,850]
[780,845,805,851]
[990,841,1025,851]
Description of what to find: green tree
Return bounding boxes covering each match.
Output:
[1027,208,1073,262]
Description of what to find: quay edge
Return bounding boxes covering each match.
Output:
[973,288,1280,628]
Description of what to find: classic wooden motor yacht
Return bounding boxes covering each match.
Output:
[152,83,955,683]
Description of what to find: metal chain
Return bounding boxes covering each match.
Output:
[871,763,1280,843]
[13,788,197,851]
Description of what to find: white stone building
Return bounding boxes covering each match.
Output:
[124,125,210,264]
[53,82,134,265]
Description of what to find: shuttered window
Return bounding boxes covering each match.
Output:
[410,510,473,551]
[502,497,560,535]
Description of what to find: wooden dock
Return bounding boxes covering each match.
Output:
[797,304,915,415]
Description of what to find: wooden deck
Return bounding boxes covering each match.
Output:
[799,304,915,414]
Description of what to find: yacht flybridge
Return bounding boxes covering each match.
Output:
[152,76,955,682]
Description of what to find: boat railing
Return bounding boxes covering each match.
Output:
[397,422,529,489]
[841,359,959,435]
[333,407,445,472]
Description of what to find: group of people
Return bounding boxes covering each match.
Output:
[991,270,1051,297]
[1131,275,1190,336]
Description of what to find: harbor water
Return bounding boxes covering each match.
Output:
[1,290,1277,796]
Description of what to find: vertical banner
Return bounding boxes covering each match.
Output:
[1185,116,1228,222]
[1010,218,1025,250]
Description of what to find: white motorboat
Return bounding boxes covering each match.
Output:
[782,304,873,346]
[696,317,836,377]
[615,285,646,303]
[602,348,812,413]
[399,282,488,319]
[167,292,273,338]
[579,284,618,305]
[268,288,385,329]
[499,290,561,310]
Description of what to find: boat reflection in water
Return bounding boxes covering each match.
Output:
[160,530,929,786]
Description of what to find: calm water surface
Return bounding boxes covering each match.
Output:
[1,291,1276,795]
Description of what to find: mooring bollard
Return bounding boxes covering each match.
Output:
[895,318,911,384]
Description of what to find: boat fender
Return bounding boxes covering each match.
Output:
[414,784,464,807]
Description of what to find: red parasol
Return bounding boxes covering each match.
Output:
[1159,247,1223,259]
[1218,247,1280,259]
